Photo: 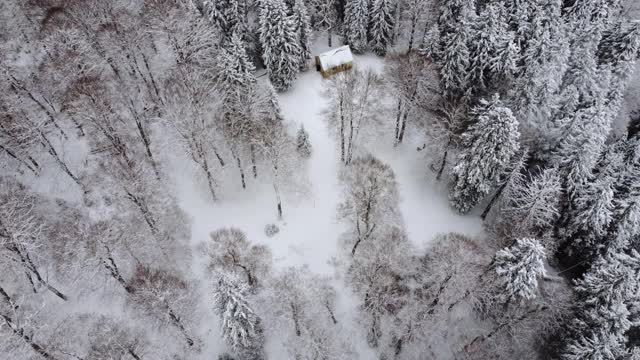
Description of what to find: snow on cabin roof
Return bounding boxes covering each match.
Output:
[318,46,353,70]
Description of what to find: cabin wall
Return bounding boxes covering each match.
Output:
[320,62,353,78]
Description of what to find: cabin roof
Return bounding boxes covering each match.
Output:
[317,46,353,70]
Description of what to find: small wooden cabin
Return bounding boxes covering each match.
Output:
[315,46,353,78]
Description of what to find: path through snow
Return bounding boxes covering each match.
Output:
[169,47,482,359]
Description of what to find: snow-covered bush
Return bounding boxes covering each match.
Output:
[264,224,280,237]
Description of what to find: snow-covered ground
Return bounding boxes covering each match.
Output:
[164,35,483,357]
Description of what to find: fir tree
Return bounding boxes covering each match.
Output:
[204,0,249,38]
[468,2,517,92]
[439,20,471,98]
[494,237,547,303]
[296,125,312,157]
[563,250,640,360]
[216,32,257,96]
[259,0,302,91]
[213,274,265,359]
[368,0,395,56]
[343,0,370,53]
[449,94,521,214]
[434,0,475,97]
[291,0,313,70]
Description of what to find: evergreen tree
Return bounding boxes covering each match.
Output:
[291,0,313,70]
[343,0,370,53]
[368,0,395,56]
[260,0,302,91]
[213,274,265,359]
[494,237,547,303]
[216,32,257,96]
[508,0,567,144]
[563,249,640,360]
[468,2,518,93]
[204,0,249,38]
[562,142,624,260]
[434,0,475,98]
[449,94,521,213]
[439,19,471,98]
[296,125,312,157]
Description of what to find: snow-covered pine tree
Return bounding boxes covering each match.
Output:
[291,0,313,70]
[203,0,249,38]
[296,125,312,157]
[213,274,265,359]
[562,141,624,261]
[368,0,395,56]
[343,0,370,53]
[598,21,640,81]
[468,2,517,93]
[259,0,302,91]
[508,0,567,145]
[494,237,547,303]
[449,94,520,214]
[439,21,471,99]
[216,32,257,96]
[562,249,640,360]
[434,0,475,98]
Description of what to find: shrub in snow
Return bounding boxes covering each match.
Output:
[264,223,280,237]
[296,125,312,158]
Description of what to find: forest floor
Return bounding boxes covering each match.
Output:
[167,38,483,358]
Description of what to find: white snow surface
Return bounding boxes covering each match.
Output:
[165,37,483,358]
[317,45,353,71]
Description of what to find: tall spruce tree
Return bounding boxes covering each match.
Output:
[563,249,640,360]
[450,94,521,214]
[204,0,249,38]
[260,0,302,91]
[291,0,313,70]
[494,237,547,303]
[216,32,257,96]
[213,274,265,359]
[343,0,370,53]
[368,0,395,56]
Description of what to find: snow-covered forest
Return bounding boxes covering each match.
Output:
[1,0,640,359]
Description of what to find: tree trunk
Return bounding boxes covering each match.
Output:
[125,190,158,236]
[132,113,161,180]
[201,156,217,202]
[234,153,246,189]
[250,144,258,178]
[0,286,18,310]
[0,144,38,175]
[128,349,142,360]
[394,98,403,145]
[167,306,194,347]
[340,97,346,163]
[481,181,509,220]
[39,130,83,189]
[14,245,68,301]
[407,16,417,54]
[213,147,226,167]
[1,314,60,360]
[435,140,450,181]
[325,303,338,324]
[398,108,409,144]
[328,27,332,47]
[274,181,283,220]
[291,302,301,336]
